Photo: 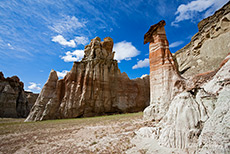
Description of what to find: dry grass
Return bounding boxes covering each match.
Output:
[0,112,144,154]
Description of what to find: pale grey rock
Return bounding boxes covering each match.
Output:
[135,127,156,138]
[143,105,155,121]
[203,59,230,94]
[140,57,230,153]
[197,88,230,154]
[195,89,216,119]
[157,92,207,150]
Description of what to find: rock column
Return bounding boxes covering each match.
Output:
[143,20,184,121]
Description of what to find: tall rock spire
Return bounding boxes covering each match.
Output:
[143,20,184,121]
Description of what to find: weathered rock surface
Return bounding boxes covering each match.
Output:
[143,20,184,121]
[197,89,230,154]
[140,4,230,153]
[155,57,230,153]
[139,52,230,154]
[0,72,37,118]
[174,1,230,78]
[25,91,39,111]
[26,37,150,121]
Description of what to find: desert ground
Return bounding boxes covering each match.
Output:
[0,112,153,154]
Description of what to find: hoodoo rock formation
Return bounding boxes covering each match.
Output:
[26,37,150,121]
[143,20,184,121]
[174,1,230,78]
[136,3,230,153]
[0,72,38,118]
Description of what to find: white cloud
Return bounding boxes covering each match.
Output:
[113,41,140,62]
[132,58,149,69]
[140,74,148,79]
[171,0,228,26]
[7,43,14,49]
[52,35,76,48]
[61,49,84,62]
[202,0,229,18]
[28,82,41,91]
[169,41,184,48]
[75,36,89,45]
[50,16,86,34]
[57,70,69,78]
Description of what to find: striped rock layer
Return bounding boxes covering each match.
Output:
[143,20,184,121]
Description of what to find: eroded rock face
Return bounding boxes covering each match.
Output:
[155,58,230,152]
[174,1,230,78]
[25,92,39,111]
[141,49,230,153]
[140,4,230,152]
[26,37,150,121]
[0,72,37,118]
[197,89,230,154]
[143,20,184,121]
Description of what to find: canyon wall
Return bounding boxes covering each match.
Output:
[26,37,150,121]
[174,1,230,78]
[0,72,38,118]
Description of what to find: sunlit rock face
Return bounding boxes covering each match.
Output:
[174,2,230,78]
[143,20,184,121]
[26,37,150,122]
[0,72,37,118]
[141,2,230,153]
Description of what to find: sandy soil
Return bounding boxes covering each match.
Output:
[0,112,151,154]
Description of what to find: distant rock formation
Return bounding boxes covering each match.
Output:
[0,72,38,118]
[25,37,150,121]
[25,91,39,112]
[143,20,185,121]
[174,1,230,78]
[139,3,230,153]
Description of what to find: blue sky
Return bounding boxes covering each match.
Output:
[0,0,228,93]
